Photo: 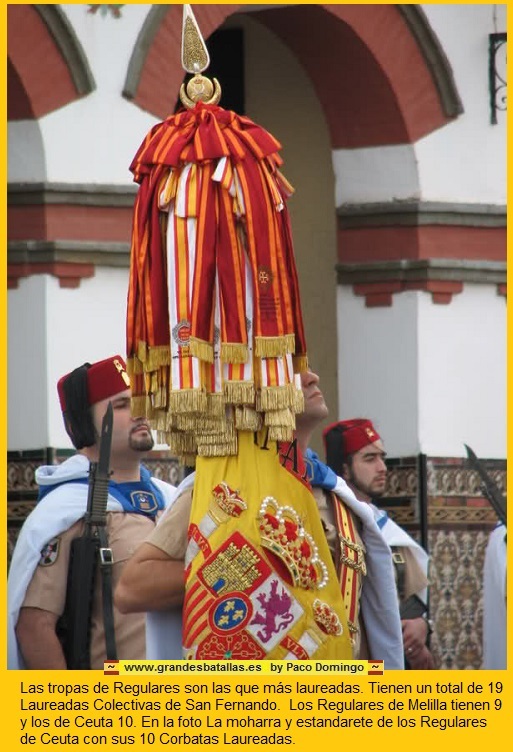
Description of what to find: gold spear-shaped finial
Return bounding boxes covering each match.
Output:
[180,4,221,108]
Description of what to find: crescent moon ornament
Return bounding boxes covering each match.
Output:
[180,74,222,108]
[180,6,222,108]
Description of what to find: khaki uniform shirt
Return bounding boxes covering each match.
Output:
[23,510,164,669]
[395,545,428,603]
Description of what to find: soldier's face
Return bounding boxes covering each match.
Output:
[92,389,154,457]
[344,440,388,501]
[298,370,329,423]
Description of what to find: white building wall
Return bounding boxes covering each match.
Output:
[332,144,420,206]
[337,285,506,460]
[9,4,158,186]
[418,4,506,204]
[7,120,47,182]
[417,285,506,458]
[8,268,130,450]
[336,288,420,457]
[8,276,50,449]
[332,4,507,206]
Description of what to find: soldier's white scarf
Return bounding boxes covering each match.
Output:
[8,454,174,669]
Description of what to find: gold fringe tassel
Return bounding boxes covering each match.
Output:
[234,406,262,432]
[131,395,148,418]
[224,381,255,405]
[137,341,148,364]
[196,427,236,446]
[268,425,294,442]
[206,392,226,416]
[189,336,214,363]
[256,384,296,412]
[167,431,198,456]
[152,386,168,409]
[254,333,295,359]
[264,408,296,428]
[175,414,231,434]
[197,439,238,457]
[149,372,159,393]
[153,410,169,432]
[220,342,249,364]
[146,345,171,371]
[168,389,208,414]
[292,387,305,414]
[174,415,197,432]
[126,357,144,376]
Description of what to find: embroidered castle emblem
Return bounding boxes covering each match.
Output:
[257,496,329,590]
[201,537,263,595]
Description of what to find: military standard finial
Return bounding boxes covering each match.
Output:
[180,4,221,108]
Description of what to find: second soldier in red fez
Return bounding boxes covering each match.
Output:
[323,418,387,501]
[323,418,436,670]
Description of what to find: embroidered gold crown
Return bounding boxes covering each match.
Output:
[210,482,247,520]
[313,599,343,636]
[257,497,328,590]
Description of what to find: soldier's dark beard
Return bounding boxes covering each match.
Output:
[129,429,154,452]
[347,466,385,500]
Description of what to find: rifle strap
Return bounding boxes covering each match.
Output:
[97,525,118,661]
[390,546,407,603]
[97,525,117,661]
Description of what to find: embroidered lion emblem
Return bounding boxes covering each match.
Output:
[250,579,294,643]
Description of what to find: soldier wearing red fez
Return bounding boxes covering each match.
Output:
[323,419,436,670]
[8,355,177,669]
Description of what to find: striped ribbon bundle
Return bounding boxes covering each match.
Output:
[127,102,308,462]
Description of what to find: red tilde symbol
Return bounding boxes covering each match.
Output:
[368,660,384,675]
[250,579,294,643]
[104,660,119,675]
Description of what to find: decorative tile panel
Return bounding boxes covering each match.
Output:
[377,455,505,669]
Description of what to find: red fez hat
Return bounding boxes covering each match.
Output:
[323,418,381,457]
[57,355,131,412]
